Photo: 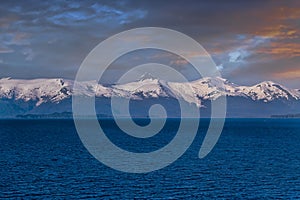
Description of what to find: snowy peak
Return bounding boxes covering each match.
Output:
[113,78,173,99]
[187,77,243,100]
[0,78,73,106]
[0,77,299,108]
[138,72,158,81]
[238,81,300,102]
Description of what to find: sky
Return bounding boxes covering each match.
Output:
[0,0,299,88]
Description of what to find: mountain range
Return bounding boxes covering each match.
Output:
[0,77,299,118]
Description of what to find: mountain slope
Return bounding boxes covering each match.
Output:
[0,77,299,118]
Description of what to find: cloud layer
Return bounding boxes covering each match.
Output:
[0,0,299,87]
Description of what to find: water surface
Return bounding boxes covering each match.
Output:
[0,119,300,199]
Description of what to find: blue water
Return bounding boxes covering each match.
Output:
[1,119,300,199]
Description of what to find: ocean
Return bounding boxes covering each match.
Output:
[1,119,300,199]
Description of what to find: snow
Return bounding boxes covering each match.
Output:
[113,78,171,99]
[0,77,299,107]
[237,81,300,101]
[0,78,73,106]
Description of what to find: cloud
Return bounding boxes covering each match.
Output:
[0,0,298,87]
[229,51,241,63]
[216,64,223,71]
[44,2,147,27]
[274,69,300,79]
[256,40,300,59]
[5,32,30,46]
[22,48,35,61]
[0,46,14,53]
[169,59,189,66]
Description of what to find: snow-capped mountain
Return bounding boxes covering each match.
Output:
[0,78,72,106]
[237,81,300,102]
[0,77,299,118]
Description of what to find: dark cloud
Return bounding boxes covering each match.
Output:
[0,0,299,87]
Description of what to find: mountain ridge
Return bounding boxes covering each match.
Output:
[0,77,299,118]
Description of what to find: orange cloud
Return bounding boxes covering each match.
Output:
[276,7,300,20]
[257,42,300,58]
[169,59,189,66]
[274,69,300,79]
[255,24,299,39]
